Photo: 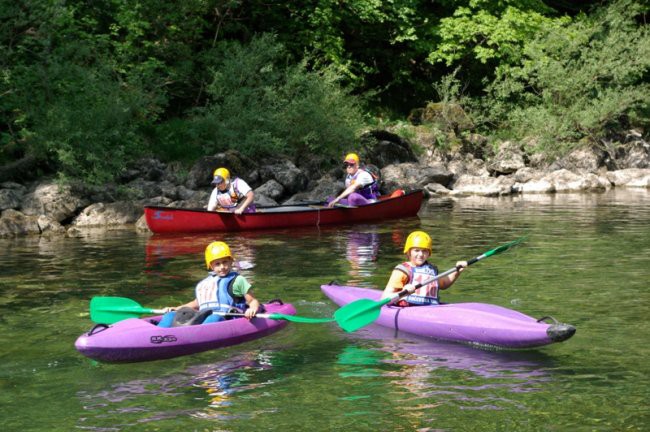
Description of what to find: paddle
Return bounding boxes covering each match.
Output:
[332,237,527,332]
[89,296,335,325]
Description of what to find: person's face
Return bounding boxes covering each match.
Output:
[408,247,430,266]
[216,181,228,192]
[209,257,233,276]
[344,161,358,174]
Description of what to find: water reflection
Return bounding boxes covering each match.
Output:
[76,350,275,427]
[335,325,551,415]
[339,229,380,286]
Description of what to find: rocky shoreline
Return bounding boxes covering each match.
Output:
[1,131,649,238]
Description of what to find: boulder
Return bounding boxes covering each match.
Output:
[255,179,285,201]
[449,175,515,196]
[0,209,41,237]
[72,201,143,227]
[20,182,89,223]
[487,141,526,175]
[381,162,453,192]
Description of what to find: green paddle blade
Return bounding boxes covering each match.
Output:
[90,297,156,324]
[483,236,528,258]
[267,313,336,324]
[333,297,391,332]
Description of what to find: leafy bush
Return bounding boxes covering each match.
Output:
[189,34,365,161]
[482,0,650,156]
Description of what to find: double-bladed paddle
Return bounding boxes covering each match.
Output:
[89,296,335,325]
[332,237,528,332]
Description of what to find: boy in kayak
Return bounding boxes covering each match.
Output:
[208,167,256,214]
[381,231,467,306]
[158,241,260,327]
[328,153,379,207]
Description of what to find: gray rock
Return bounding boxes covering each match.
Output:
[20,182,89,223]
[255,179,285,200]
[72,201,143,227]
[0,209,41,237]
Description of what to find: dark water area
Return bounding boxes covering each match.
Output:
[0,189,648,431]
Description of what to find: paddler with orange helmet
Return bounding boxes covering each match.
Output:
[381,231,468,306]
[207,167,256,214]
[158,241,260,327]
[328,152,379,207]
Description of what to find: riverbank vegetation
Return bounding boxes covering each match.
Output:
[1,0,648,185]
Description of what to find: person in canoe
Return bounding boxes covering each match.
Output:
[381,231,467,306]
[327,153,380,207]
[158,241,260,327]
[207,167,256,214]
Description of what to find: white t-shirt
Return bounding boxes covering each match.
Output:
[345,169,374,189]
[207,178,253,211]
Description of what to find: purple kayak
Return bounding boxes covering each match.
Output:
[321,284,575,349]
[75,301,296,363]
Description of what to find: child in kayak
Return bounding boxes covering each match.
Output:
[158,241,260,327]
[208,167,256,214]
[328,153,379,207]
[381,231,467,306]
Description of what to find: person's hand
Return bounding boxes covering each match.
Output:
[403,284,416,294]
[327,198,339,208]
[234,207,244,215]
[455,261,468,273]
[244,306,258,320]
[161,307,176,313]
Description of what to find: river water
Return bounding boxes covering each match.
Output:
[1,189,648,431]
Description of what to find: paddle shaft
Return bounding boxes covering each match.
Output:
[387,251,492,304]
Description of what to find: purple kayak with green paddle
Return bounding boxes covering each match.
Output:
[75,301,296,363]
[321,283,575,349]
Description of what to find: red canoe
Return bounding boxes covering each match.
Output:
[144,190,423,233]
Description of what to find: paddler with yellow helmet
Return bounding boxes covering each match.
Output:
[207,167,256,214]
[381,231,468,306]
[328,152,380,207]
[158,241,260,327]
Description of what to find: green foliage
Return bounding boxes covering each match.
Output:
[482,0,650,155]
[190,34,364,160]
[429,0,566,72]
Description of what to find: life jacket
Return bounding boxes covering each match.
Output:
[396,261,440,305]
[215,178,255,211]
[195,271,248,313]
[347,168,380,200]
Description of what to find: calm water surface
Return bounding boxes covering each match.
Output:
[1,189,648,431]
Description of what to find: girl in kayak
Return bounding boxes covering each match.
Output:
[328,153,379,207]
[158,241,260,327]
[208,167,256,214]
[381,231,467,306]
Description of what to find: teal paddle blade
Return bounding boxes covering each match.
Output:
[333,298,391,332]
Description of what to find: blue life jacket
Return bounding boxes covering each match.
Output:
[195,271,248,313]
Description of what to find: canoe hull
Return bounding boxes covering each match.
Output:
[144,190,423,233]
[321,284,575,349]
[75,302,295,363]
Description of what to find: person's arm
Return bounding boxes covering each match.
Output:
[381,269,410,299]
[207,189,219,211]
[235,190,254,215]
[438,261,468,290]
[243,291,260,318]
[328,183,360,207]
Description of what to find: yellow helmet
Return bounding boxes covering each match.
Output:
[343,153,360,165]
[212,167,231,185]
[403,231,432,254]
[205,241,233,269]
